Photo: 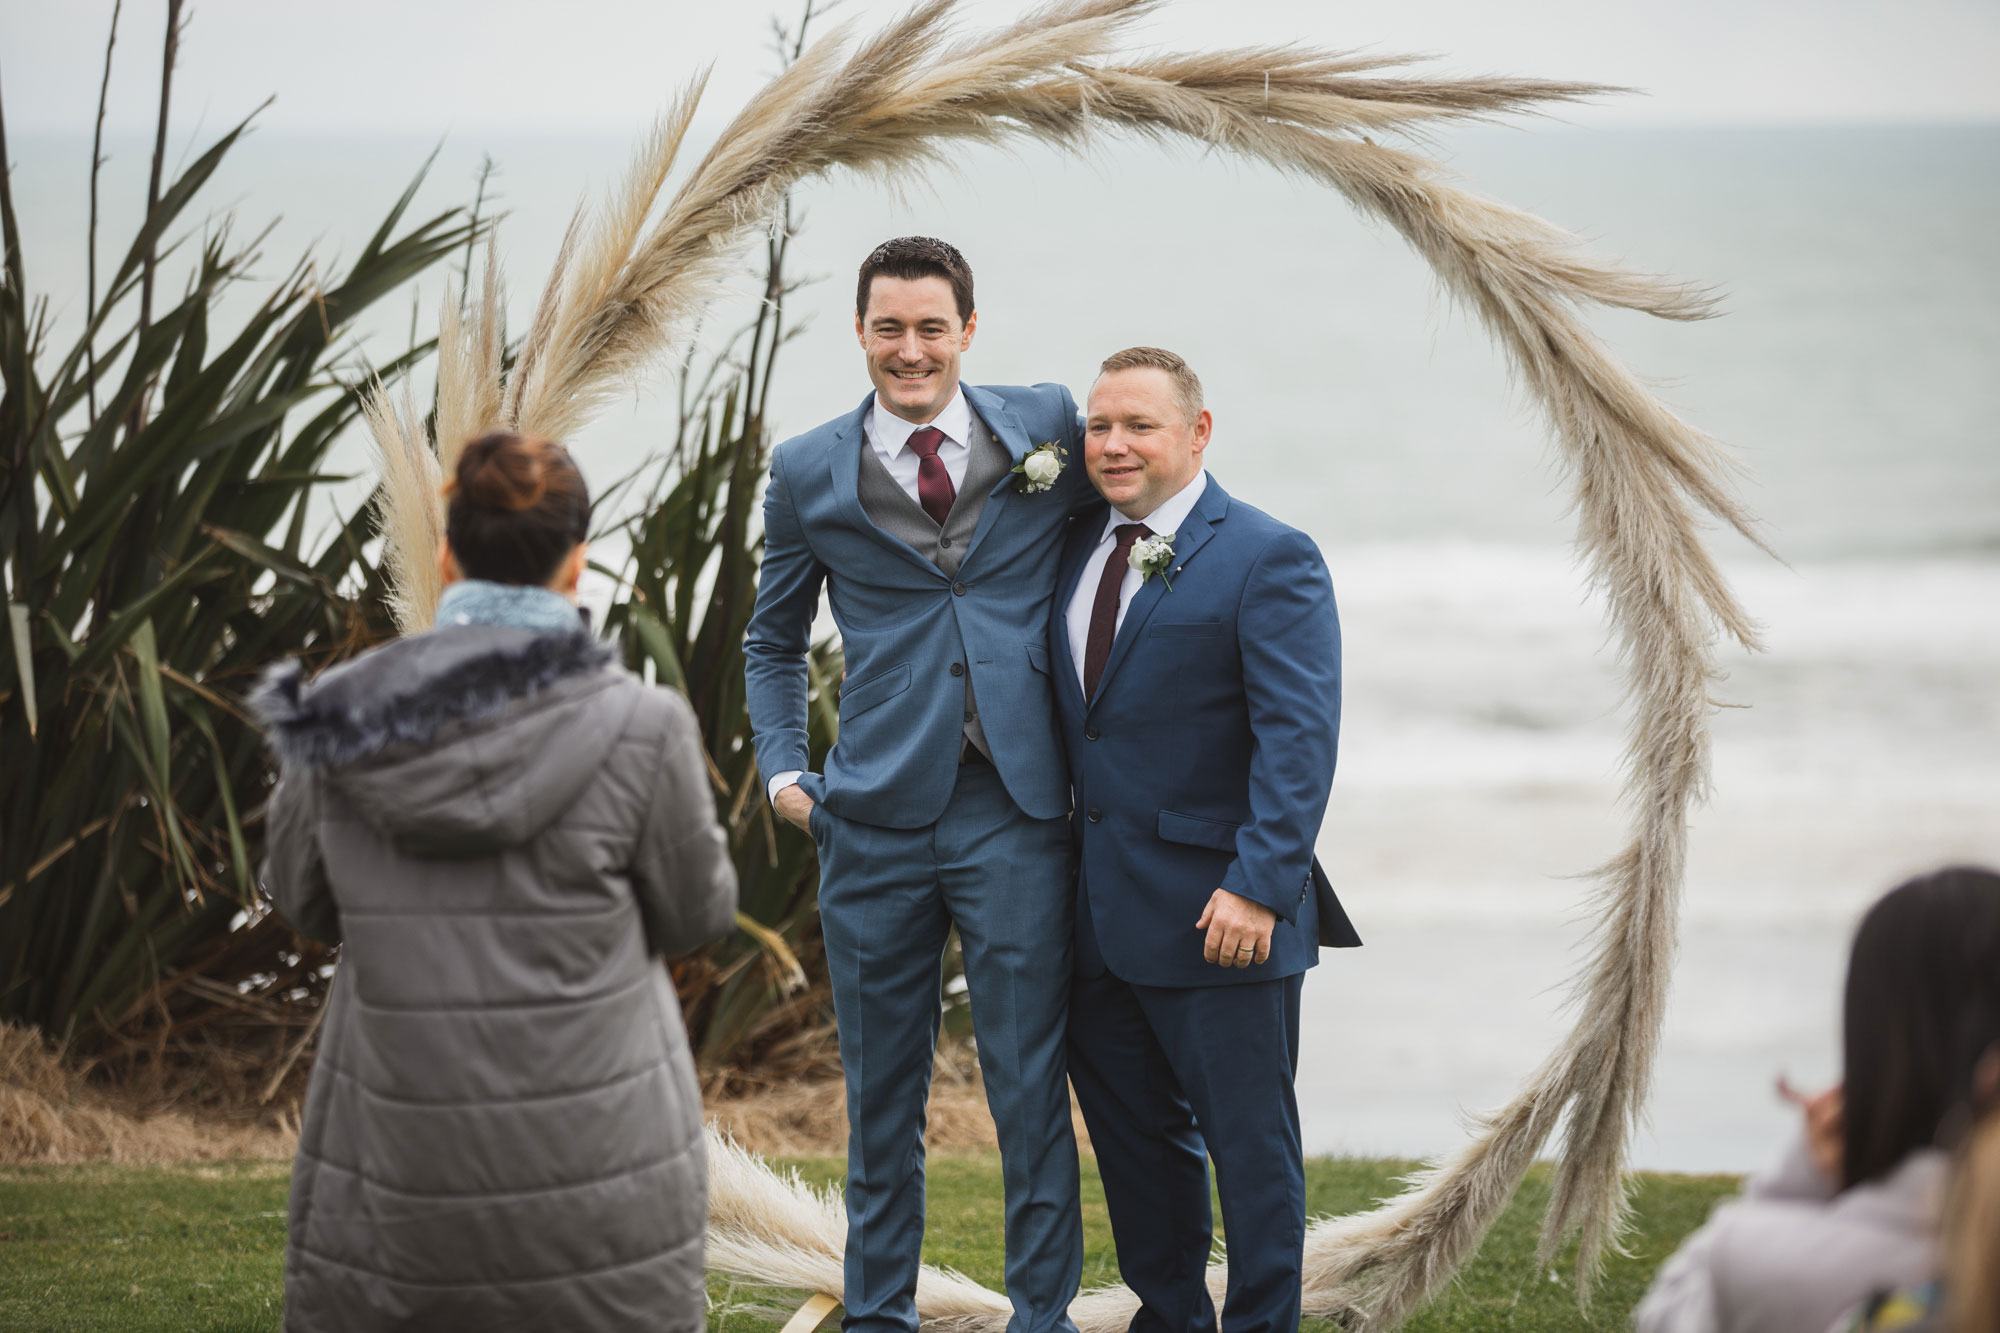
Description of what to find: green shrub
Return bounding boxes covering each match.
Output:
[0,89,471,1058]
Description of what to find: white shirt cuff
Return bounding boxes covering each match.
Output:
[768,771,804,804]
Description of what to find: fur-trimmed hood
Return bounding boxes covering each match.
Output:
[252,626,630,858]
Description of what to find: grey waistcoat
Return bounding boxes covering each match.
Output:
[856,413,1014,758]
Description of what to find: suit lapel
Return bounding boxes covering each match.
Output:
[829,391,947,579]
[1053,510,1105,710]
[1088,477,1230,708]
[959,385,1033,568]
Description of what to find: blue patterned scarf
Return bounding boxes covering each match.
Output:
[434,579,584,636]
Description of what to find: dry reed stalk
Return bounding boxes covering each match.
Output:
[433,234,505,479]
[504,81,708,441]
[360,377,443,635]
[359,2,1763,1323]
[707,1127,1016,1327]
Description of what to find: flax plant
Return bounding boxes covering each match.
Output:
[601,209,850,1081]
[0,19,472,1087]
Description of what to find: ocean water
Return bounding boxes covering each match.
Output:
[12,122,1998,1170]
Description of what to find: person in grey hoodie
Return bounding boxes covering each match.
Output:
[1635,866,2000,1333]
[254,432,737,1333]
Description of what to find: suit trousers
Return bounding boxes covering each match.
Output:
[1066,971,1306,1333]
[810,760,1082,1333]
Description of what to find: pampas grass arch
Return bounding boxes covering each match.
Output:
[363,1,1764,1326]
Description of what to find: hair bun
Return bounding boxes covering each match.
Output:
[454,433,548,513]
[442,433,591,586]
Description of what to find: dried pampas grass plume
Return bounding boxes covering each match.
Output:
[362,1,1766,1324]
[360,377,443,636]
[433,233,505,481]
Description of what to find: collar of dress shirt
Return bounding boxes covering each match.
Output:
[869,385,973,457]
[1098,469,1209,545]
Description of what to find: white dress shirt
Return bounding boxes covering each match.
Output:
[1065,470,1209,690]
[768,388,979,804]
[867,386,975,503]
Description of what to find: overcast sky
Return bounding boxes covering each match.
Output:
[6,0,1998,140]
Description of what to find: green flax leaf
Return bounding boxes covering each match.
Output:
[127,620,173,783]
[7,602,33,736]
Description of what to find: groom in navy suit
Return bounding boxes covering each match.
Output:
[745,238,1096,1333]
[1054,347,1360,1333]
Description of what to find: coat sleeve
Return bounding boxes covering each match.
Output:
[632,690,739,957]
[260,767,341,946]
[1219,528,1341,923]
[743,445,830,790]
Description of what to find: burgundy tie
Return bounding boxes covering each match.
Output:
[1083,523,1151,700]
[906,426,956,527]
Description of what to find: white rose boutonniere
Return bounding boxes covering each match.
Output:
[1011,441,1065,494]
[1128,531,1177,590]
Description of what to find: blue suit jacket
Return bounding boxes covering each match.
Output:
[1053,477,1361,988]
[745,383,1095,829]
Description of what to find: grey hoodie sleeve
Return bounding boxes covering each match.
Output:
[632,690,739,956]
[260,767,341,946]
[1631,1130,1848,1333]
[1633,1217,1723,1333]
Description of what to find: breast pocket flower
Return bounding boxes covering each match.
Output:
[1128,531,1177,590]
[1012,442,1065,494]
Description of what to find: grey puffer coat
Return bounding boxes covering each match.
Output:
[254,625,736,1333]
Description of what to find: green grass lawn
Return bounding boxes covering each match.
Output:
[0,1156,1737,1332]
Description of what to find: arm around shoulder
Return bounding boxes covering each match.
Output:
[632,689,739,956]
[1054,382,1100,515]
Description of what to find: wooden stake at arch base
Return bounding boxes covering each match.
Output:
[781,1292,843,1333]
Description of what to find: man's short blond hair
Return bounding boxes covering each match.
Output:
[1096,346,1203,425]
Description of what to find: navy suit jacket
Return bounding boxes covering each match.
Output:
[745,383,1095,829]
[1053,476,1360,988]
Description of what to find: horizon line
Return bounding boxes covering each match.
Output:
[14,114,2000,143]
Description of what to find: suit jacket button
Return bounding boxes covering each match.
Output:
[952,581,967,596]
[950,662,964,677]
[1084,727,1099,741]
[1087,809,1102,823]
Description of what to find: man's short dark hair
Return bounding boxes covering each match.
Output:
[857,236,975,323]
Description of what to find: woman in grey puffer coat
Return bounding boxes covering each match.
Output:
[255,433,736,1332]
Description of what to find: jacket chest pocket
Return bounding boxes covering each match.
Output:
[1149,619,1223,640]
[1147,621,1232,711]
[839,662,912,721]
[1157,809,1240,850]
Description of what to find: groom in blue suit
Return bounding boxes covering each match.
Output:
[1054,347,1360,1333]
[745,238,1095,1333]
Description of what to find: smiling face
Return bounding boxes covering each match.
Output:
[1085,367,1212,519]
[856,275,977,424]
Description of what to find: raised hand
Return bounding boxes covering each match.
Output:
[1777,1075,1845,1184]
